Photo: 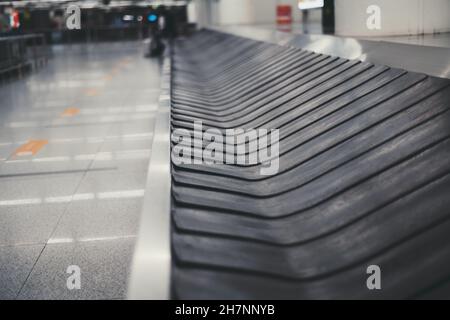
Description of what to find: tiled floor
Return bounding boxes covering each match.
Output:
[0,41,160,299]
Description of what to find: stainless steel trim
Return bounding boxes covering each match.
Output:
[127,56,172,300]
[210,25,450,80]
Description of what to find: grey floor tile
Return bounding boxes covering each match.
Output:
[76,169,148,192]
[0,204,68,246]
[105,120,155,137]
[0,40,159,300]
[50,198,143,242]
[0,244,44,299]
[0,125,109,141]
[48,164,147,254]
[0,173,84,199]
[90,152,151,174]
[18,238,136,300]
[0,172,83,246]
[29,141,102,159]
[0,144,15,160]
[0,160,92,176]
[0,142,100,176]
[99,139,153,153]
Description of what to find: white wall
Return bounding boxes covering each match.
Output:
[193,0,450,36]
[192,0,214,28]
[335,0,450,36]
[213,0,254,25]
[207,0,322,25]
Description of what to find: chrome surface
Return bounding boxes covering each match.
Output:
[211,25,450,79]
[127,56,172,300]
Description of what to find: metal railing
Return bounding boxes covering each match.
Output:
[0,33,49,83]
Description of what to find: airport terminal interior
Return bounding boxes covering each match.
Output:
[1,0,450,300]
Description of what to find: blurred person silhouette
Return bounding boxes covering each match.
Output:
[302,9,310,33]
[0,7,11,34]
[146,9,165,57]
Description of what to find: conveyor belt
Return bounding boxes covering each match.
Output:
[170,30,450,299]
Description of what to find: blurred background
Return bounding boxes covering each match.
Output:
[0,0,448,41]
[0,0,191,43]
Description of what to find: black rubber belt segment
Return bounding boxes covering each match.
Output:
[170,30,450,299]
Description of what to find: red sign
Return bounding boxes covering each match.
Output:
[276,5,292,25]
[10,10,20,29]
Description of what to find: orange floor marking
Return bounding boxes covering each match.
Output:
[84,88,99,97]
[14,140,48,156]
[118,58,130,66]
[110,69,119,76]
[61,107,80,117]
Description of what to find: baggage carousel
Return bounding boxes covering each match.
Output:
[129,29,450,299]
